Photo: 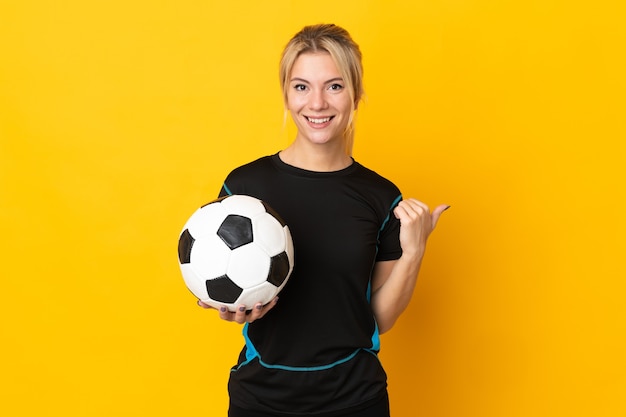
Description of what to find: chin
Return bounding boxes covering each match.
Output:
[308,136,340,146]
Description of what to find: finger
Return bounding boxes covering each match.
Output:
[404,198,429,211]
[197,300,212,309]
[218,305,234,321]
[247,297,279,323]
[431,204,451,229]
[394,199,427,221]
[246,303,265,322]
[233,305,248,324]
[402,199,428,215]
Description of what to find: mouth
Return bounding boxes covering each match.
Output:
[305,116,334,124]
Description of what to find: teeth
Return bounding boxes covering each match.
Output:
[307,117,331,124]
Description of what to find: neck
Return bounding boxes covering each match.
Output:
[279,141,352,172]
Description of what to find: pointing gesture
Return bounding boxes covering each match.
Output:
[393,199,449,258]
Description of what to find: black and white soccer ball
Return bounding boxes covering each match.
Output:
[177,195,294,311]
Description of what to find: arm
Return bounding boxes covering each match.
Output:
[371,199,449,334]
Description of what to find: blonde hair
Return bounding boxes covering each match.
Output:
[279,24,364,155]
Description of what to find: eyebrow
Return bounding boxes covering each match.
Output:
[290,77,344,84]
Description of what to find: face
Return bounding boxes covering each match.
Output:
[286,52,353,149]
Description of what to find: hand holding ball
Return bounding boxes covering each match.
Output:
[178,195,294,312]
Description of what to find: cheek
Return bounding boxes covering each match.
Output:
[286,95,305,112]
[332,91,352,108]
[334,98,353,117]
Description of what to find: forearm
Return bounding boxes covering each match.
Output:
[371,252,424,334]
[371,199,449,334]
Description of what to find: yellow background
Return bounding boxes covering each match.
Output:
[1,1,624,416]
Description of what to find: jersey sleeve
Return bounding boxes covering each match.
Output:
[375,196,403,262]
[217,156,270,198]
[218,182,231,198]
[218,167,245,197]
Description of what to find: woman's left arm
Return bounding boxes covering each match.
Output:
[370,199,449,334]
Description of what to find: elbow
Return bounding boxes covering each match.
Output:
[376,318,397,335]
[372,302,400,335]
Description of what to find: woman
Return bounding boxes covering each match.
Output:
[199,23,448,417]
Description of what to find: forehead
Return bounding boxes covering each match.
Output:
[290,52,341,80]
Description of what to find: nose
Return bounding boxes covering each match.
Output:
[308,88,328,111]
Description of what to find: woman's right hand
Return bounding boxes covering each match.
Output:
[197,297,278,324]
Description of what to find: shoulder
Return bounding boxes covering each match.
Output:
[226,154,275,177]
[221,154,280,197]
[352,161,401,197]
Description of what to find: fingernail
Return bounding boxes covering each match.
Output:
[238,306,246,312]
[255,304,262,310]
[444,205,451,211]
[220,306,227,313]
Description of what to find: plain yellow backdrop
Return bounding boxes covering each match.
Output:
[1,1,624,416]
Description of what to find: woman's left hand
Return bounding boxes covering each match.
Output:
[393,199,449,258]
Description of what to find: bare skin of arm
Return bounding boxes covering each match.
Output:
[371,199,449,334]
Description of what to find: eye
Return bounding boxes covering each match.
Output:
[293,84,307,92]
[328,83,344,91]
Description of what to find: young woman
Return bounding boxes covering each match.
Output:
[199,23,448,417]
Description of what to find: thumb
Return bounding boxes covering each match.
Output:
[197,300,213,309]
[431,204,451,230]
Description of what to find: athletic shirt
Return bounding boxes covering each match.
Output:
[219,153,403,416]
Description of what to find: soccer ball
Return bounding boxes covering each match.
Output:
[177,195,294,311]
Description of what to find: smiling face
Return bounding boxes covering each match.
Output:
[286,52,354,150]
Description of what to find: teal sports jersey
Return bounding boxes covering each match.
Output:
[220,153,403,416]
